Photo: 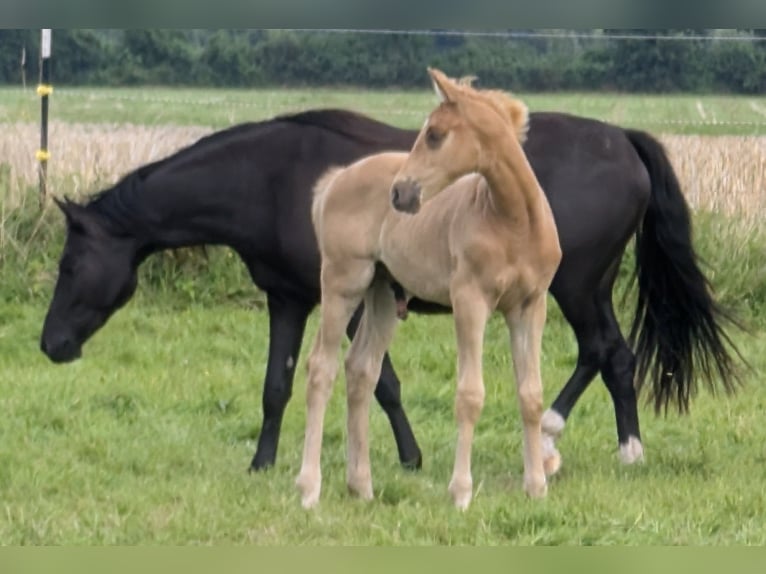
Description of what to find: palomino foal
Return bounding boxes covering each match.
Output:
[296,68,562,509]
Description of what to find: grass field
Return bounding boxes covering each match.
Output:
[1,87,766,545]
[2,298,765,545]
[2,86,766,133]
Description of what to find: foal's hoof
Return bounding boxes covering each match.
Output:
[347,466,374,501]
[524,477,548,499]
[542,435,562,476]
[448,477,473,511]
[452,492,472,511]
[541,408,565,476]
[347,478,374,501]
[543,451,562,477]
[295,473,321,509]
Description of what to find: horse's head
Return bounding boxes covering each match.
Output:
[391,67,529,214]
[40,198,139,363]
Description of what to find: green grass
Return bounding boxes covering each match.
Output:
[2,293,765,545]
[2,86,766,134]
[1,87,766,544]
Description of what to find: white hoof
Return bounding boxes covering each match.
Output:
[541,409,566,438]
[619,436,645,465]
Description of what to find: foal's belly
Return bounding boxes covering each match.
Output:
[383,253,453,306]
[379,233,453,307]
[378,184,481,308]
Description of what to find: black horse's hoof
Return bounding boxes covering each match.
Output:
[400,453,423,471]
[248,458,275,473]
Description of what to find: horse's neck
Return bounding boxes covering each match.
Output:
[481,131,548,227]
[95,177,244,260]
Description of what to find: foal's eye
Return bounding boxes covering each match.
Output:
[425,127,444,148]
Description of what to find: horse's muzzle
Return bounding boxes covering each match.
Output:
[391,179,422,214]
[40,335,82,363]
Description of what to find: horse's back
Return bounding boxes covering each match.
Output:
[525,113,651,297]
[527,112,650,222]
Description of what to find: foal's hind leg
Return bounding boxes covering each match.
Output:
[505,293,548,499]
[344,278,400,500]
[346,307,423,470]
[296,260,375,509]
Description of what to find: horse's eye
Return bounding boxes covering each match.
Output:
[59,259,74,276]
[425,127,444,149]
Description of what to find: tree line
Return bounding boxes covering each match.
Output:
[1,29,765,93]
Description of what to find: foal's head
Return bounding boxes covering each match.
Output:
[391,67,529,214]
[40,199,139,363]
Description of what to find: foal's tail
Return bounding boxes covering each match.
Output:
[311,166,343,240]
[625,129,745,414]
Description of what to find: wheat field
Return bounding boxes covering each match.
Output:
[1,121,764,221]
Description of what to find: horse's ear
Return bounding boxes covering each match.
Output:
[53,196,97,235]
[53,197,70,219]
[53,196,75,222]
[428,67,457,103]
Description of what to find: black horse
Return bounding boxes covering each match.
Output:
[40,109,740,472]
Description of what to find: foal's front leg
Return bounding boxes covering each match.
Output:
[449,285,491,510]
[505,292,548,498]
[296,261,374,509]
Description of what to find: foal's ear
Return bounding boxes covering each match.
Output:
[428,67,458,103]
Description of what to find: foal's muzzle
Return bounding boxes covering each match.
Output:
[391,179,422,214]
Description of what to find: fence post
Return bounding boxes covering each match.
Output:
[20,45,26,90]
[37,29,52,208]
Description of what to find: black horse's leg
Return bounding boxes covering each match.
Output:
[542,317,602,468]
[597,299,643,463]
[377,354,423,469]
[547,338,600,424]
[545,274,643,468]
[250,293,312,471]
[346,305,423,470]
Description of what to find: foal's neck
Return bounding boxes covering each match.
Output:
[480,128,547,226]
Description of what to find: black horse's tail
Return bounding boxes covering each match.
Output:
[625,129,745,414]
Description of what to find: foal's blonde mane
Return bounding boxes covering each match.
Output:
[449,74,529,144]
